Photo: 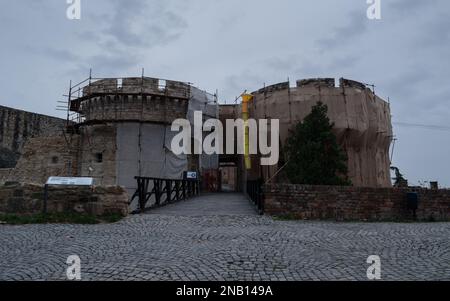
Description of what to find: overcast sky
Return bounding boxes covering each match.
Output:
[0,0,449,186]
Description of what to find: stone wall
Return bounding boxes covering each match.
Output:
[0,183,129,216]
[83,77,190,99]
[77,77,190,124]
[264,184,450,221]
[2,123,120,187]
[0,169,13,183]
[80,95,189,124]
[79,124,116,186]
[4,135,79,184]
[0,105,67,168]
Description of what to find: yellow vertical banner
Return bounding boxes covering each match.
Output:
[242,94,253,170]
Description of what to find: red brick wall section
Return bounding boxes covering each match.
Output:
[263,184,450,221]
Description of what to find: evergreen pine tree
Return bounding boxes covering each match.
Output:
[284,101,351,186]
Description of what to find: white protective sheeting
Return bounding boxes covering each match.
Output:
[188,87,219,170]
[116,122,188,209]
[118,86,219,209]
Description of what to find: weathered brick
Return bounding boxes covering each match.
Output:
[263,184,450,221]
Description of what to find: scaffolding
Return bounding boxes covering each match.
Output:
[60,70,203,133]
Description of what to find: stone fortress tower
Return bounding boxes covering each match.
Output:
[1,75,393,196]
[245,78,393,187]
[4,76,219,199]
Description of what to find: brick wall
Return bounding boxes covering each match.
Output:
[264,184,450,221]
[0,183,129,216]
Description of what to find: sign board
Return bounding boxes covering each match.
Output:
[46,177,94,186]
[185,171,198,180]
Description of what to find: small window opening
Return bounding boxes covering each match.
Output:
[51,156,59,164]
[95,153,103,163]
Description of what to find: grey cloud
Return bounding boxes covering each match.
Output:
[389,0,439,14]
[383,66,431,100]
[316,10,368,51]
[415,12,450,47]
[101,0,187,48]
[67,0,188,77]
[1,1,450,186]
[71,49,140,78]
[223,70,268,100]
[323,53,362,75]
[264,56,297,73]
[41,48,80,62]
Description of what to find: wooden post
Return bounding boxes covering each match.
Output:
[166,180,172,203]
[43,184,49,214]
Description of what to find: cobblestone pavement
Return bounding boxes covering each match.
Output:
[1,193,450,281]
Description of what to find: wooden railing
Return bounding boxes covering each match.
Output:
[247,179,264,215]
[130,177,200,213]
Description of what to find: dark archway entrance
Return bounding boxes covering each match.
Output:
[219,164,237,192]
[218,153,242,193]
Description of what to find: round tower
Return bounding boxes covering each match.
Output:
[67,76,212,197]
[249,78,393,187]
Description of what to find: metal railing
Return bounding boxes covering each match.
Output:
[130,177,200,213]
[247,179,264,215]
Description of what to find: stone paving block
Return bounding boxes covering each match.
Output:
[1,193,450,280]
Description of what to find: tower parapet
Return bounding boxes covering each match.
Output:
[297,78,336,88]
[339,78,368,90]
[69,77,191,125]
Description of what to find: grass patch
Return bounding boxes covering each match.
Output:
[272,214,299,221]
[0,212,124,225]
[99,213,123,223]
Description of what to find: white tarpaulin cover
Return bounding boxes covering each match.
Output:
[116,123,188,208]
[188,87,219,170]
[119,86,219,208]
